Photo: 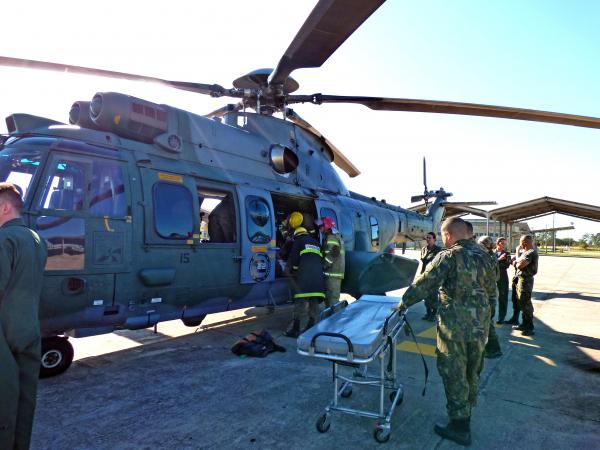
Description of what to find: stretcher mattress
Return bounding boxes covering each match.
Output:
[297,295,401,359]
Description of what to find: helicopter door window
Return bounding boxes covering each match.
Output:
[89,160,126,217]
[40,155,89,211]
[197,187,236,243]
[153,182,194,240]
[245,196,272,244]
[370,215,380,249]
[319,208,339,231]
[36,216,85,271]
[340,212,354,243]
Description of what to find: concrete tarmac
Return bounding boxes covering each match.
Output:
[30,254,600,450]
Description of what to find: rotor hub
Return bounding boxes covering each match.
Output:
[232,68,299,94]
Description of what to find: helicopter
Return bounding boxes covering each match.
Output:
[1,0,600,378]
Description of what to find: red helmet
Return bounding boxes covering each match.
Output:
[316,216,335,231]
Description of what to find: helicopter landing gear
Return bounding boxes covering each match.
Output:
[181,314,207,327]
[40,336,74,378]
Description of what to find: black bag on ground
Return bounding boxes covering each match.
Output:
[231,329,286,358]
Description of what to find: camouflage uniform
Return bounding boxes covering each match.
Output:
[516,248,539,331]
[420,244,442,317]
[480,245,501,356]
[401,239,491,420]
[322,231,345,308]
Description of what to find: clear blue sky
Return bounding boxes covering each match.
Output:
[1,0,598,239]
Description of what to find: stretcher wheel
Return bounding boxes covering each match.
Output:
[316,413,331,433]
[373,425,391,443]
[341,385,353,398]
[389,390,404,404]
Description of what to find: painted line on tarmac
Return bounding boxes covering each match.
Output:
[417,326,436,339]
[397,341,437,357]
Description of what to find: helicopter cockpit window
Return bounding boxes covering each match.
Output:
[153,182,194,240]
[197,187,236,243]
[0,147,42,199]
[89,160,126,217]
[370,215,380,248]
[39,155,88,211]
[246,196,272,244]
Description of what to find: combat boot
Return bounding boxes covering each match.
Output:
[434,418,471,446]
[283,319,301,338]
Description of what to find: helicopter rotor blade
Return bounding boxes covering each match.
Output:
[410,195,426,203]
[0,56,238,98]
[285,108,361,177]
[288,94,600,129]
[268,0,385,87]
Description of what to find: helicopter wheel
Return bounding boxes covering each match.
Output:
[40,336,74,378]
[181,315,207,327]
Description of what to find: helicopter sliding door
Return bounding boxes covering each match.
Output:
[236,186,276,284]
[137,170,240,315]
[30,147,132,334]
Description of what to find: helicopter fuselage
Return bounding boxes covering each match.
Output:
[0,92,443,374]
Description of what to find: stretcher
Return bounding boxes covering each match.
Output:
[297,295,406,443]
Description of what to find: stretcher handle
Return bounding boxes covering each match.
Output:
[382,309,400,335]
[319,299,348,321]
[309,332,354,361]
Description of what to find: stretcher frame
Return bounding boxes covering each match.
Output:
[297,300,406,443]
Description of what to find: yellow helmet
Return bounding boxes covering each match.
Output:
[289,211,304,229]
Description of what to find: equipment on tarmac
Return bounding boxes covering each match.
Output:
[297,295,407,443]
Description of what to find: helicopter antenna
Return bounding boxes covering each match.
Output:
[422,157,429,208]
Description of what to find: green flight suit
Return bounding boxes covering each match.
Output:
[0,218,47,450]
[322,231,345,308]
[401,239,491,420]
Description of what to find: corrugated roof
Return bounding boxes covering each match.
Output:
[409,197,600,224]
[490,197,600,223]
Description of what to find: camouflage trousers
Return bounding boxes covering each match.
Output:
[0,329,40,450]
[324,277,342,308]
[517,276,535,330]
[436,335,486,420]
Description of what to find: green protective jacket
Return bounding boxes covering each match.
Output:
[402,239,492,342]
[0,218,47,350]
[322,231,345,279]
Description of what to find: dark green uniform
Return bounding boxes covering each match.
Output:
[516,248,538,331]
[0,218,47,450]
[420,244,442,318]
[495,249,511,322]
[322,231,344,308]
[402,239,491,420]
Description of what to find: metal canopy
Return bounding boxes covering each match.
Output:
[490,197,600,223]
